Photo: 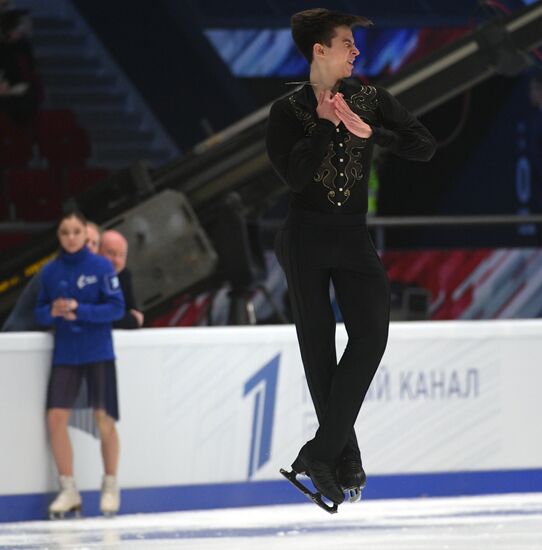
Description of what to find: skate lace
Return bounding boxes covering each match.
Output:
[338,457,366,488]
[310,460,342,490]
[308,460,344,504]
[343,458,362,470]
[311,463,334,481]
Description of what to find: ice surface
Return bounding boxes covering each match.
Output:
[0,493,541,549]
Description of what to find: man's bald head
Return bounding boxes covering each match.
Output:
[99,230,128,273]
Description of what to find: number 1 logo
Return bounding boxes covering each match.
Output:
[244,355,280,479]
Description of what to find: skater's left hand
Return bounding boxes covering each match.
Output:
[334,94,373,139]
[62,299,78,321]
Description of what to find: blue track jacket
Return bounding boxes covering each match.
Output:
[35,246,125,365]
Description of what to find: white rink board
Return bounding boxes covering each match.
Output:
[0,320,541,501]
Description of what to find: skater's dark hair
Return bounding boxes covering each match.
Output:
[58,210,88,228]
[291,8,372,63]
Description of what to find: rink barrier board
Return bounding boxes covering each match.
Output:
[1,468,542,523]
[1,321,541,523]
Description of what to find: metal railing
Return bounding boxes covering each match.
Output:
[366,214,542,250]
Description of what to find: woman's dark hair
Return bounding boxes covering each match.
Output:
[291,8,372,63]
[58,210,87,228]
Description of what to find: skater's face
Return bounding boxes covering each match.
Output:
[58,216,88,254]
[313,26,360,79]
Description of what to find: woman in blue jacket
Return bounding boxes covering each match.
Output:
[35,211,125,519]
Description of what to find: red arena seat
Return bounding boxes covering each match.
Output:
[36,110,91,167]
[5,168,63,221]
[0,113,33,167]
[65,167,110,197]
[0,232,32,254]
[35,109,78,138]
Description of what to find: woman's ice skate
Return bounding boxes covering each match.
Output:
[100,475,120,517]
[48,476,82,520]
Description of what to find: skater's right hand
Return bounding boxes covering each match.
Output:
[51,298,70,318]
[334,94,372,139]
[51,298,78,319]
[317,90,340,126]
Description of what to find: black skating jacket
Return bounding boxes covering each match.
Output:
[266,80,436,215]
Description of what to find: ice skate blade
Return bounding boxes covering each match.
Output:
[48,507,82,520]
[345,486,362,503]
[102,511,117,518]
[280,468,338,514]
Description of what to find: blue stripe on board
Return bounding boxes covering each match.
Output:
[1,468,541,523]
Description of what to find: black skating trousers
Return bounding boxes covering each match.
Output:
[275,209,390,463]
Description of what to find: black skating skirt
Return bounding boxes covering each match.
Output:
[46,360,119,439]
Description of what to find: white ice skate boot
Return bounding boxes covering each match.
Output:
[100,475,120,517]
[49,476,82,519]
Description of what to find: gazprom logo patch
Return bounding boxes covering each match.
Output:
[77,274,98,289]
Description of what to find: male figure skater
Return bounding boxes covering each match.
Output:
[266,8,436,511]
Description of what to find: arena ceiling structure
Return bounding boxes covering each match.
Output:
[187,0,496,28]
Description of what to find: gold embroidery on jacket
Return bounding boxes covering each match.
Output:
[288,86,379,206]
[338,86,377,202]
[314,141,339,205]
[343,134,368,201]
[289,95,316,135]
[347,85,378,113]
